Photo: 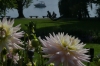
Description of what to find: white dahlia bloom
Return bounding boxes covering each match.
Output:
[39,32,90,66]
[0,17,24,52]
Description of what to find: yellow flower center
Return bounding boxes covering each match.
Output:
[62,42,76,50]
[0,27,6,41]
[68,46,76,50]
[62,42,67,47]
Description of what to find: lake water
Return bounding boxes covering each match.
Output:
[6,0,98,18]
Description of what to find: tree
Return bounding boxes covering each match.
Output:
[14,0,33,18]
[70,0,90,19]
[58,0,93,18]
[0,0,16,16]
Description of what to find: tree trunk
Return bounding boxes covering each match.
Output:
[17,6,25,18]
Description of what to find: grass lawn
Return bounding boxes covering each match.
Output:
[14,18,67,29]
[14,18,100,30]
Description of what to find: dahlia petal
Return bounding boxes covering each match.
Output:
[12,43,24,49]
[11,37,22,44]
[77,60,86,66]
[13,25,21,32]
[42,47,58,54]
[47,55,61,64]
[12,37,20,42]
[2,17,7,23]
[13,59,18,64]
[13,28,21,32]
[39,37,49,47]
[13,53,19,64]
[15,24,21,28]
[13,34,24,38]
[13,24,21,28]
[10,19,14,26]
[13,32,24,38]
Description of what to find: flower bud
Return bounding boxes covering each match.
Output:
[31,39,39,47]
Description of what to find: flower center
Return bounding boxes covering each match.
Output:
[62,42,76,50]
[68,46,76,50]
[0,27,6,40]
[62,43,67,47]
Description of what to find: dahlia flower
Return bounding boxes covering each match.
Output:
[39,32,90,66]
[7,47,20,64]
[0,17,24,52]
[7,53,19,64]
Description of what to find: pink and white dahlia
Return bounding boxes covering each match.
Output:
[7,47,20,64]
[39,32,90,66]
[0,17,24,52]
[7,52,20,64]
